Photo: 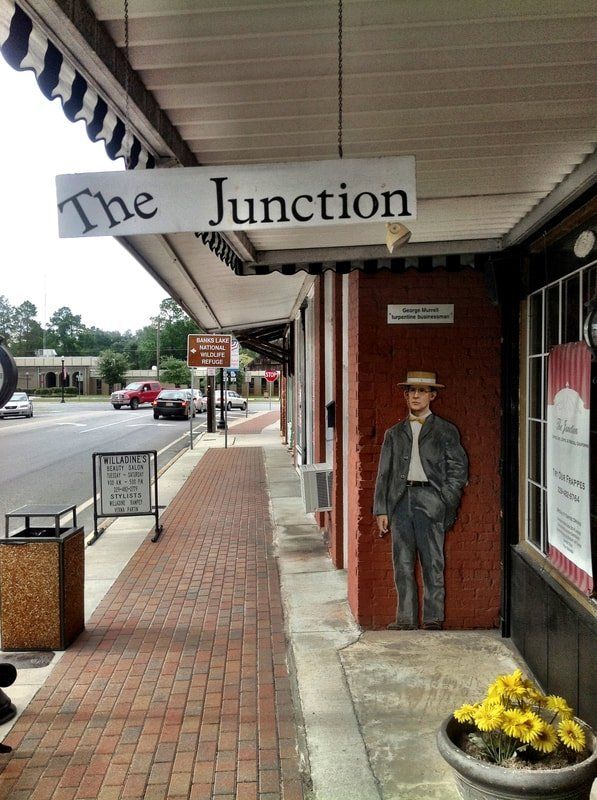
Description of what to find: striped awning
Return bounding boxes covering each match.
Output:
[237,252,489,277]
[0,1,154,169]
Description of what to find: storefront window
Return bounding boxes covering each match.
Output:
[525,259,596,554]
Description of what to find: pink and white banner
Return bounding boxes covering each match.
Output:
[546,342,593,595]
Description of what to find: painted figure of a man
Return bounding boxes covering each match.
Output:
[374,371,468,630]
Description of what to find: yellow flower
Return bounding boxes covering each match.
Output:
[500,709,543,743]
[558,719,586,752]
[473,702,504,732]
[454,703,477,724]
[494,669,528,702]
[530,721,559,754]
[525,686,546,707]
[545,695,574,720]
[487,680,505,702]
[516,711,544,744]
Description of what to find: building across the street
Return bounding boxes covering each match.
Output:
[13,356,281,398]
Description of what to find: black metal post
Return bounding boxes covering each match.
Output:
[217,368,226,429]
[60,357,65,403]
[207,374,216,432]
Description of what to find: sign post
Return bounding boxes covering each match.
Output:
[224,369,228,449]
[244,371,251,417]
[188,334,232,442]
[265,370,278,411]
[189,369,195,449]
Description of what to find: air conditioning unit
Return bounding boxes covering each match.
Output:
[300,464,333,513]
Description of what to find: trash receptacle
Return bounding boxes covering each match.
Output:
[0,504,85,651]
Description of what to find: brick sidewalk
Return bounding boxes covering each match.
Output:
[223,411,280,436]
[0,448,305,800]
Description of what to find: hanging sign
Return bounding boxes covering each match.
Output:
[545,342,593,595]
[55,156,416,238]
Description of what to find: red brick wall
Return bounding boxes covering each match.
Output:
[346,269,502,629]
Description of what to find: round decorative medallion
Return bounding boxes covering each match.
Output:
[574,229,595,258]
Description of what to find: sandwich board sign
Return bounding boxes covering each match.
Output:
[92,450,163,543]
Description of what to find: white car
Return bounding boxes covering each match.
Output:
[215,390,247,411]
[0,392,33,419]
[192,389,208,413]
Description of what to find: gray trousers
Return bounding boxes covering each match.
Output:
[390,486,447,625]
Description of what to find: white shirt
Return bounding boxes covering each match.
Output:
[407,411,432,481]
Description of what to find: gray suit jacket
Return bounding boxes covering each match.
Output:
[373,414,468,526]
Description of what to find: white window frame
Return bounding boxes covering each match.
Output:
[525,258,597,553]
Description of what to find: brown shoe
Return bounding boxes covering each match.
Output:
[387,622,417,630]
[422,620,443,630]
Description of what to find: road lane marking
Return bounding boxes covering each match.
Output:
[57,422,86,427]
[79,419,135,433]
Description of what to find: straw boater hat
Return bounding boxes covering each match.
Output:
[398,370,445,388]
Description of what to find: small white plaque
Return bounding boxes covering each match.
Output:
[387,304,454,324]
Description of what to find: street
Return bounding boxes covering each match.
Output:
[0,399,260,539]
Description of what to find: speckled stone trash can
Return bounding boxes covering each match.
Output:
[437,715,597,800]
[0,507,84,651]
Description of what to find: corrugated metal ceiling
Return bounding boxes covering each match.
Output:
[6,0,597,330]
[89,0,596,252]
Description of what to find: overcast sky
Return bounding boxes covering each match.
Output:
[0,57,168,333]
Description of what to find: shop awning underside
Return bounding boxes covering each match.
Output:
[1,0,595,333]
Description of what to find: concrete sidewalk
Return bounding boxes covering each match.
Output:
[0,413,571,799]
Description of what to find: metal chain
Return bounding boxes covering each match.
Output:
[124,0,131,164]
[337,0,343,159]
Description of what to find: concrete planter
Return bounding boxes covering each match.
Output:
[437,715,597,800]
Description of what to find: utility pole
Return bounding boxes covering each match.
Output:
[156,318,161,380]
[60,356,65,403]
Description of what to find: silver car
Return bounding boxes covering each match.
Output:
[215,390,247,411]
[0,392,33,419]
[192,389,208,413]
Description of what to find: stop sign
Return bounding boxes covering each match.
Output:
[264,370,278,383]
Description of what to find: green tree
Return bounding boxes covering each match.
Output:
[0,296,15,346]
[155,299,199,361]
[160,357,191,387]
[46,306,85,355]
[98,349,130,392]
[11,301,44,355]
[137,299,200,369]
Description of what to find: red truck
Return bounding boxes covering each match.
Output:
[110,381,162,410]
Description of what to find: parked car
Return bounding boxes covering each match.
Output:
[0,392,33,419]
[111,381,162,410]
[192,389,208,413]
[215,390,247,411]
[152,389,196,420]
